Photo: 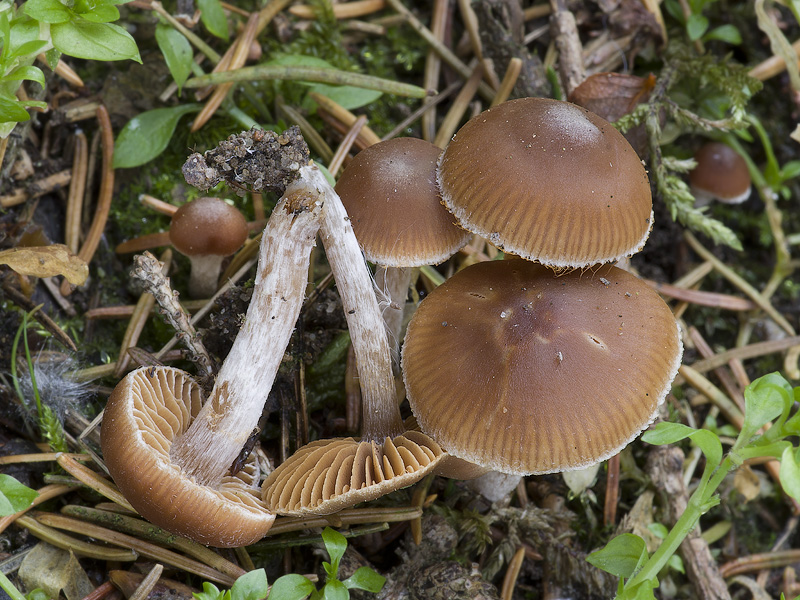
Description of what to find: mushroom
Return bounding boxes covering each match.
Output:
[102,150,325,546]
[335,137,470,366]
[689,142,752,206]
[177,127,445,517]
[402,259,682,476]
[169,197,248,298]
[437,97,653,269]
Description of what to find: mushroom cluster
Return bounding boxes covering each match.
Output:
[399,97,683,476]
[101,98,683,547]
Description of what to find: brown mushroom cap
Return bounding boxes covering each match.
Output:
[437,98,653,268]
[101,367,274,547]
[402,259,682,475]
[262,432,444,516]
[169,197,248,257]
[335,138,470,267]
[689,142,752,204]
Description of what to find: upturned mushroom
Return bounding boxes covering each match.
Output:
[402,259,682,476]
[437,97,653,269]
[335,137,470,366]
[169,197,248,298]
[102,131,322,547]
[179,127,445,517]
[689,141,752,206]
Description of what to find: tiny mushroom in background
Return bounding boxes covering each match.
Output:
[335,137,470,366]
[102,130,321,547]
[438,97,653,269]
[402,259,683,476]
[169,196,249,298]
[689,141,752,206]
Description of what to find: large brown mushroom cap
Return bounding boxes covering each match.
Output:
[689,142,752,204]
[402,260,682,475]
[437,98,653,268]
[101,367,275,547]
[169,197,248,257]
[262,432,444,516]
[335,138,470,267]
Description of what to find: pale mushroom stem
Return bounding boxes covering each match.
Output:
[312,167,404,441]
[187,254,225,298]
[170,176,323,486]
[374,265,414,373]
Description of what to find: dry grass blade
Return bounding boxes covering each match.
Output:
[500,546,526,600]
[16,515,139,562]
[0,484,76,535]
[433,63,484,148]
[32,512,236,586]
[128,563,163,600]
[62,104,115,296]
[645,279,756,311]
[56,453,136,512]
[266,506,422,536]
[682,335,800,376]
[114,249,172,377]
[65,131,88,254]
[328,115,366,177]
[290,0,386,19]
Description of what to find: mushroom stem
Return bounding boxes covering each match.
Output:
[313,168,404,440]
[375,265,414,372]
[169,176,323,486]
[187,254,225,298]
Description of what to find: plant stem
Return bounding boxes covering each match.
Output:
[625,457,733,589]
[184,65,430,98]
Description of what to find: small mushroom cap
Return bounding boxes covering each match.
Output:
[335,138,470,267]
[689,142,752,204]
[262,432,444,516]
[402,260,682,476]
[169,197,248,257]
[101,367,274,547]
[438,98,653,268]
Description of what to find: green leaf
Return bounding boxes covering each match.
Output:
[155,24,193,92]
[342,567,385,593]
[587,533,648,579]
[686,13,709,41]
[10,40,49,59]
[51,20,141,62]
[197,0,228,40]
[0,94,31,123]
[0,474,37,516]
[666,553,685,574]
[642,422,722,485]
[23,0,72,24]
[646,522,668,539]
[321,580,348,600]
[267,574,316,600]
[6,66,45,88]
[779,446,800,502]
[113,104,200,168]
[230,569,268,600]
[77,2,121,23]
[741,373,792,442]
[44,48,62,70]
[26,589,50,600]
[321,527,347,577]
[193,581,224,600]
[703,24,742,45]
[779,160,800,182]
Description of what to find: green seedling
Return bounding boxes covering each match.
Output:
[194,528,385,600]
[10,308,68,453]
[588,372,800,599]
[0,0,140,136]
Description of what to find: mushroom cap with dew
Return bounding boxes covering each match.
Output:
[169,197,248,257]
[101,367,274,547]
[402,260,682,476]
[335,137,470,267]
[437,98,653,268]
[689,142,751,204]
[262,432,444,516]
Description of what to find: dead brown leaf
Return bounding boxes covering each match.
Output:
[0,244,89,285]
